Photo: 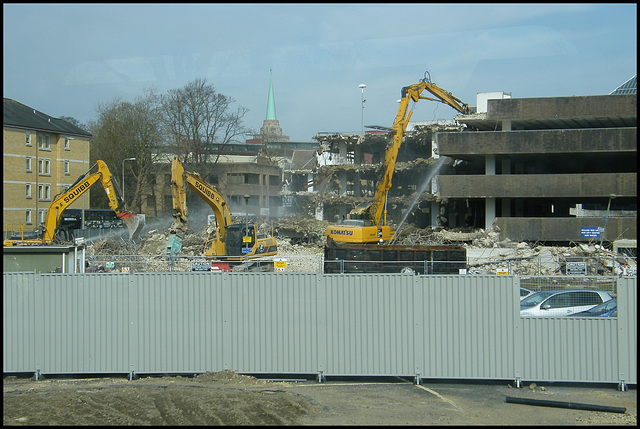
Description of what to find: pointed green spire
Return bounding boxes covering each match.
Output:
[265,69,277,121]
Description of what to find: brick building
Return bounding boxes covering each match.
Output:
[3,99,91,234]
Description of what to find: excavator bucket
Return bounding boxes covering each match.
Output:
[122,214,145,240]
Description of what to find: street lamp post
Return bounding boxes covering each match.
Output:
[122,158,136,203]
[244,194,251,271]
[358,83,366,136]
[600,193,617,248]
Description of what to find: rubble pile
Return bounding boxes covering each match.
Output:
[274,217,330,245]
[85,216,635,276]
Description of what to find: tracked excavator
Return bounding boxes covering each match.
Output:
[3,160,144,246]
[324,72,469,274]
[166,157,277,271]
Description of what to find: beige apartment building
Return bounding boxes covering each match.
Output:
[3,98,92,235]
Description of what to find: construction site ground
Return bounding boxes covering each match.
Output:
[3,371,636,426]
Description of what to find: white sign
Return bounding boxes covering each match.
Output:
[496,268,509,275]
[566,262,587,275]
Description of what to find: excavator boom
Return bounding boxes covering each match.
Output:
[327,71,468,244]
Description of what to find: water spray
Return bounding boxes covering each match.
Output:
[389,157,447,244]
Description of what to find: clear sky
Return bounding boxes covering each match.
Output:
[3,3,637,142]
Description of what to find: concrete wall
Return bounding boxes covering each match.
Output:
[436,173,637,198]
[488,94,637,120]
[493,217,637,242]
[438,128,637,155]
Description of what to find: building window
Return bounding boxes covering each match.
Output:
[26,131,31,146]
[26,210,32,225]
[39,210,46,225]
[64,137,70,150]
[26,184,32,198]
[26,157,32,172]
[64,161,70,175]
[38,159,50,175]
[38,184,51,201]
[39,134,50,150]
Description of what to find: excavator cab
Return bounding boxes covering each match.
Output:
[224,224,255,256]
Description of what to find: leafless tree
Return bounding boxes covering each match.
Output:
[160,78,248,178]
[87,89,165,213]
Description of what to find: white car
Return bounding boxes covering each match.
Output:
[520,287,535,301]
[520,289,613,317]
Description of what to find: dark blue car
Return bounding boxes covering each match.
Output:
[570,298,617,317]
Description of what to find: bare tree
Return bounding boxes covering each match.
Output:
[87,89,165,213]
[160,78,248,177]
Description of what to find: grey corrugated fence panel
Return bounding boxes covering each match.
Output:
[129,273,226,374]
[617,277,637,385]
[36,274,131,374]
[321,274,417,376]
[520,318,619,383]
[417,275,519,380]
[224,273,319,374]
[3,272,39,372]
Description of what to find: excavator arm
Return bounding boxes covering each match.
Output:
[355,71,469,228]
[4,160,144,246]
[166,157,232,259]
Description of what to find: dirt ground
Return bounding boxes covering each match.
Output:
[3,371,636,426]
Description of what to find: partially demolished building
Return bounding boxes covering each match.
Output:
[303,81,637,246]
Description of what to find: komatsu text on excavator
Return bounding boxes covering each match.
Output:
[3,160,144,246]
[166,157,277,270]
[324,72,469,274]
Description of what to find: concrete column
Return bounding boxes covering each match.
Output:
[339,141,347,164]
[339,172,347,197]
[501,158,511,216]
[486,198,496,230]
[502,119,512,131]
[486,155,496,228]
[354,172,362,197]
[485,155,495,175]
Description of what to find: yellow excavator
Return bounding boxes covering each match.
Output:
[323,72,469,274]
[166,157,277,270]
[326,71,470,244]
[4,160,144,246]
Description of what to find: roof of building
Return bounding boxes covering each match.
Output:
[3,98,91,138]
[610,75,637,95]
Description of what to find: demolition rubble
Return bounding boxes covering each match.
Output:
[85,217,636,276]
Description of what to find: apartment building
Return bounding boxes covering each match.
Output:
[3,99,91,234]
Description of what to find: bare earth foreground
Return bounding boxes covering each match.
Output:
[3,371,636,425]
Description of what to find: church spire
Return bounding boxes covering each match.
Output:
[265,69,277,121]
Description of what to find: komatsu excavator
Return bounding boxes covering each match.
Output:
[166,157,277,269]
[327,71,470,244]
[3,160,144,246]
[324,72,469,274]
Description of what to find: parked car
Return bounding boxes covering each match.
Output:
[569,298,617,317]
[520,289,613,317]
[520,287,535,301]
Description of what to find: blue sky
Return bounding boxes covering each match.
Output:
[3,3,637,142]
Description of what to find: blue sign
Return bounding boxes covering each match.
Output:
[581,227,601,239]
[242,247,252,254]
